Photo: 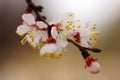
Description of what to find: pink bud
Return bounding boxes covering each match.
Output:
[85,57,100,74]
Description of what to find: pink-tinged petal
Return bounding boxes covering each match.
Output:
[85,59,100,74]
[16,24,30,36]
[36,21,47,29]
[72,32,80,42]
[51,27,58,39]
[22,13,35,25]
[56,37,68,48]
[40,44,57,56]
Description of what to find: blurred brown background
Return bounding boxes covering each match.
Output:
[0,0,120,80]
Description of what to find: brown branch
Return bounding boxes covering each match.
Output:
[67,39,101,53]
[25,0,52,37]
[25,0,49,26]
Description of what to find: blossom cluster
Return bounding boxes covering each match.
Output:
[16,12,100,73]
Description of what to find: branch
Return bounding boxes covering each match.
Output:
[25,0,52,37]
[25,0,49,26]
[67,39,101,53]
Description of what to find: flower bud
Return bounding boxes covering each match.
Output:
[85,57,100,74]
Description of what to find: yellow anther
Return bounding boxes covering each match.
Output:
[88,41,97,48]
[61,20,64,22]
[28,42,32,46]
[72,38,77,42]
[66,32,71,37]
[77,20,80,22]
[17,32,24,36]
[69,13,73,17]
[43,53,50,58]
[61,36,66,41]
[67,21,70,23]
[65,26,70,30]
[20,37,26,45]
[78,25,81,28]
[42,53,64,60]
[73,29,76,32]
[37,46,41,50]
[67,21,73,26]
[19,34,24,36]
[92,24,96,29]
[69,21,73,25]
[90,35,98,41]
[93,32,100,35]
[33,46,37,49]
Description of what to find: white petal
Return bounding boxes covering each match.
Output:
[62,12,75,22]
[40,31,48,41]
[56,37,68,48]
[86,61,100,74]
[51,27,58,39]
[16,24,30,36]
[81,21,90,29]
[22,13,36,25]
[74,20,81,29]
[50,15,62,24]
[40,44,57,56]
[80,38,90,48]
[32,31,41,47]
[55,48,62,54]
[26,35,32,43]
[36,21,47,29]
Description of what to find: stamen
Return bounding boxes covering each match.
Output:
[42,53,64,60]
[20,37,27,45]
[67,21,73,26]
[66,32,71,37]
[61,36,66,41]
[65,26,71,30]
[92,24,96,29]
[78,25,81,28]
[16,32,24,36]
[69,13,73,17]
[61,20,64,22]
[72,38,77,42]
[77,20,80,22]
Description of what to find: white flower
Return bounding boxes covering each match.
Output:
[79,22,99,48]
[16,13,48,48]
[85,57,100,74]
[16,24,30,36]
[39,12,75,59]
[50,12,75,41]
[40,32,68,59]
[40,43,65,59]
[51,27,68,48]
[71,21,99,48]
[39,27,68,59]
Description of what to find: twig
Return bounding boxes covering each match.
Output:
[67,39,101,53]
[25,0,49,26]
